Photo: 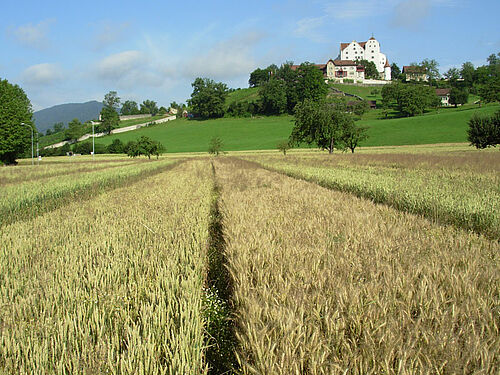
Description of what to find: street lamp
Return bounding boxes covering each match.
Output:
[21,122,34,165]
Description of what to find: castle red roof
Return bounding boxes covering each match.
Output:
[403,66,426,74]
[340,41,367,51]
[435,88,451,96]
[333,59,358,66]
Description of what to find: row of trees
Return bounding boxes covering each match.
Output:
[390,53,499,104]
[121,99,168,116]
[40,136,165,159]
[291,99,368,154]
[189,62,330,119]
[381,83,441,117]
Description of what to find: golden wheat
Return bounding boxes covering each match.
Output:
[215,157,499,374]
[0,160,213,374]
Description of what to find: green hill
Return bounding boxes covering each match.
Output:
[97,116,294,153]
[93,104,499,153]
[225,87,260,108]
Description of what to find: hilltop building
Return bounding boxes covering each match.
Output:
[402,66,428,82]
[339,37,391,81]
[291,60,365,82]
[290,36,391,84]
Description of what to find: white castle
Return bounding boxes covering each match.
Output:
[291,36,392,84]
[338,37,391,81]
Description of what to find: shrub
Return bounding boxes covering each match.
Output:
[208,137,223,156]
[467,111,500,149]
[107,139,125,154]
[276,140,290,155]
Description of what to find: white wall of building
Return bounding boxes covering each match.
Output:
[339,38,390,80]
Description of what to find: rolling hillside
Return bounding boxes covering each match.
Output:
[93,104,499,152]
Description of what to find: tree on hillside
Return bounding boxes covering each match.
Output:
[276,62,299,113]
[208,137,224,156]
[64,118,86,142]
[358,60,379,79]
[449,87,469,107]
[460,62,475,88]
[382,83,440,117]
[188,78,228,119]
[99,91,121,134]
[104,91,121,111]
[444,68,460,83]
[53,122,65,133]
[420,59,441,81]
[391,63,402,80]
[260,78,287,115]
[249,68,270,87]
[140,100,159,115]
[295,62,329,103]
[121,100,139,115]
[0,79,33,165]
[291,99,356,154]
[478,77,500,103]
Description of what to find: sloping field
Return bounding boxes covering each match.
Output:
[92,104,499,152]
[1,147,498,373]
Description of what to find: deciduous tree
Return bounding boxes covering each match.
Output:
[0,79,33,165]
[140,100,159,115]
[64,118,86,142]
[188,78,228,119]
[121,100,139,115]
[291,99,356,154]
[449,87,469,107]
[358,60,379,79]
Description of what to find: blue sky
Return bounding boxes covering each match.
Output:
[1,0,499,111]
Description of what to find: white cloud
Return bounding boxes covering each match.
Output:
[94,50,167,89]
[21,63,64,85]
[10,19,54,50]
[294,16,328,42]
[91,21,131,50]
[180,31,265,80]
[95,50,145,80]
[325,0,381,19]
[391,0,431,29]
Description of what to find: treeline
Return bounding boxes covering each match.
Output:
[40,136,164,159]
[390,52,500,104]
[188,62,329,119]
[43,91,175,137]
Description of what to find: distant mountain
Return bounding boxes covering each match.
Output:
[33,101,103,133]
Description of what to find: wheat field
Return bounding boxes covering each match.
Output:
[0,148,498,374]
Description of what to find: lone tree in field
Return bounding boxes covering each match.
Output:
[341,122,369,153]
[188,78,228,119]
[291,99,359,154]
[126,136,165,159]
[208,137,223,156]
[276,140,291,155]
[0,79,33,165]
[467,111,500,149]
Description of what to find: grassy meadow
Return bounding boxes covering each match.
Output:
[1,145,498,373]
[91,102,499,152]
